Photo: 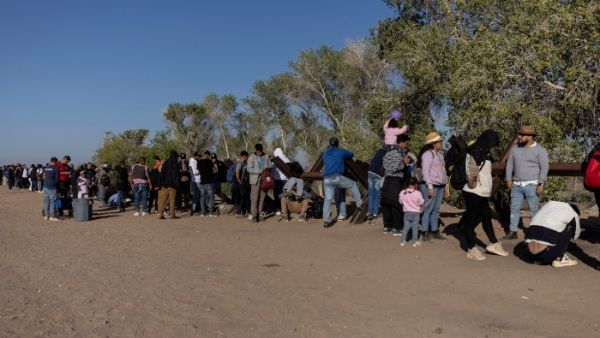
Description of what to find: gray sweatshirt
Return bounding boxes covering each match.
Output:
[505,143,549,183]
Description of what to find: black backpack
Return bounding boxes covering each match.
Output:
[445,135,470,190]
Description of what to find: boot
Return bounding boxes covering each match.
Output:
[421,231,432,242]
[431,230,446,240]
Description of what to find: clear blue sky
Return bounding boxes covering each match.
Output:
[0,0,392,164]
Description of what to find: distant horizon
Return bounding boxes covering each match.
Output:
[0,1,392,164]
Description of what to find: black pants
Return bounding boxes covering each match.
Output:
[238,183,250,214]
[177,181,190,210]
[148,189,159,212]
[381,203,403,231]
[461,191,497,249]
[595,191,600,212]
[530,225,573,264]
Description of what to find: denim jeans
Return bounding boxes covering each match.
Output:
[133,184,149,212]
[323,175,362,222]
[367,171,383,216]
[335,188,347,218]
[510,183,539,232]
[402,211,420,242]
[116,190,126,209]
[191,181,201,212]
[420,184,444,232]
[43,187,57,217]
[200,183,214,214]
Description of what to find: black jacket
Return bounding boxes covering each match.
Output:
[160,151,181,188]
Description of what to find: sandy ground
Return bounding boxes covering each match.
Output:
[1,186,599,338]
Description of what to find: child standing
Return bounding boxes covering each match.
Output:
[383,110,408,149]
[77,171,90,199]
[399,177,424,247]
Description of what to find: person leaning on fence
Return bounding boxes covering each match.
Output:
[505,124,549,240]
[524,201,580,268]
[321,137,362,228]
[366,143,387,221]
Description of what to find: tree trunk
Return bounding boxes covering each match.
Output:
[219,122,230,159]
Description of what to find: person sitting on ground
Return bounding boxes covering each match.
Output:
[278,162,311,223]
[524,201,581,268]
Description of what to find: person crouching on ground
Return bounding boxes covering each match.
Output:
[278,162,311,223]
[461,129,509,261]
[525,201,580,268]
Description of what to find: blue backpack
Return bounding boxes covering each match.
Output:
[226,163,237,183]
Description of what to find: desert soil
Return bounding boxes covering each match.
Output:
[1,186,599,338]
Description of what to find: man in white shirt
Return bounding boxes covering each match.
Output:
[524,201,580,268]
[189,152,201,215]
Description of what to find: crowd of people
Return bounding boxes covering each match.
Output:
[1,113,591,268]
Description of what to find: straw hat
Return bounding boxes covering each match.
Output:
[424,132,443,145]
[518,125,537,136]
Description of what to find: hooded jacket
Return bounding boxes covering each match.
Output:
[160,151,181,188]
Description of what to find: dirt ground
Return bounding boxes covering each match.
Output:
[1,187,599,338]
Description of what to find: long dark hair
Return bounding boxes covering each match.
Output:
[416,144,434,169]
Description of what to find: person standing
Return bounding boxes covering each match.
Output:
[525,201,580,267]
[197,151,217,217]
[273,148,291,215]
[380,134,411,235]
[247,144,272,223]
[158,151,180,219]
[461,130,509,260]
[418,132,448,241]
[36,164,44,192]
[177,153,191,212]
[28,164,37,192]
[131,157,151,216]
[42,157,60,221]
[399,177,424,247]
[148,156,162,214]
[97,164,110,206]
[236,151,251,217]
[56,156,72,198]
[321,137,362,228]
[112,161,129,213]
[505,125,550,240]
[189,152,201,215]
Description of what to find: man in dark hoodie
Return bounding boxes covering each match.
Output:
[158,150,180,219]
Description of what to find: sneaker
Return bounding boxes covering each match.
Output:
[412,241,422,247]
[141,212,148,216]
[421,231,432,242]
[48,217,60,222]
[383,228,392,234]
[248,214,253,220]
[133,212,140,216]
[298,216,308,223]
[208,213,217,217]
[43,216,49,220]
[200,213,206,217]
[252,216,260,223]
[391,229,402,237]
[324,220,335,228]
[400,241,407,247]
[275,211,282,216]
[278,215,290,223]
[466,247,486,261]
[486,242,509,257]
[552,254,578,268]
[337,215,346,221]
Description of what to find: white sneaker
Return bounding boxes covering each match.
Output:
[133,212,140,216]
[486,242,509,257]
[337,215,346,221]
[141,212,148,216]
[275,211,282,216]
[400,241,407,247]
[248,214,253,220]
[412,241,422,247]
[552,254,578,268]
[48,217,60,222]
[466,247,486,261]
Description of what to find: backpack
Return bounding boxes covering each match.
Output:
[582,143,600,191]
[226,163,237,183]
[260,168,275,191]
[445,135,470,190]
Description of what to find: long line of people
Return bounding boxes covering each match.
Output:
[2,115,590,268]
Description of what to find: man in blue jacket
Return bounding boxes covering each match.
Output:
[322,137,362,228]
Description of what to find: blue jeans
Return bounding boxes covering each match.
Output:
[133,184,149,212]
[336,188,347,218]
[43,187,57,217]
[200,183,214,214]
[510,183,539,232]
[367,171,382,216]
[191,181,201,212]
[402,212,420,242]
[420,184,444,232]
[323,175,362,222]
